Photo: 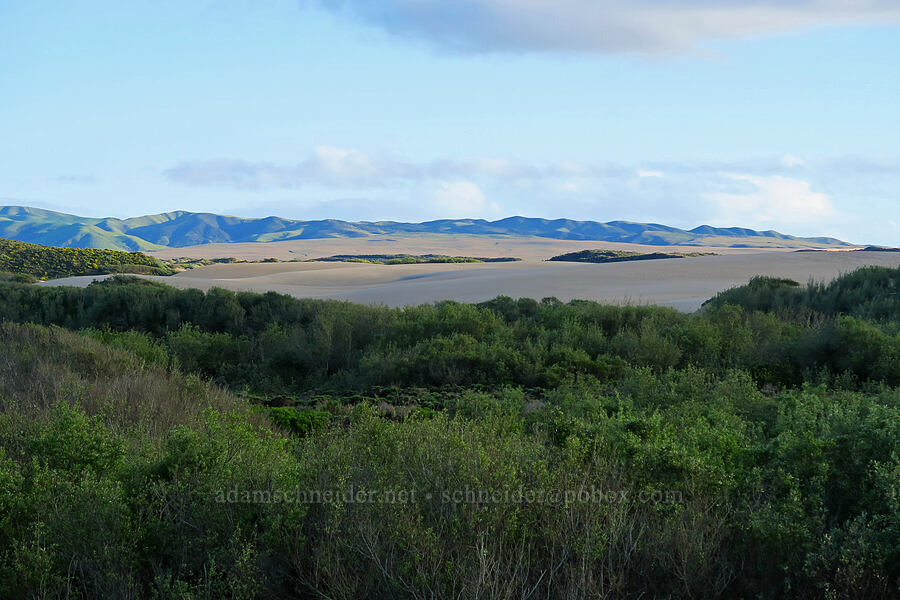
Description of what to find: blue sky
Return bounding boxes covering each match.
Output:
[1,0,898,244]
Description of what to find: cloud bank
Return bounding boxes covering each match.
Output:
[318,0,900,53]
[163,146,628,189]
[162,146,895,241]
[706,174,835,228]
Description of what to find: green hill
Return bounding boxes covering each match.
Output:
[0,205,855,250]
[0,206,167,251]
[0,237,174,279]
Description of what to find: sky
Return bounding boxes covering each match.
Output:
[1,0,899,244]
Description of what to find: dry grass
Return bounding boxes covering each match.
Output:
[0,322,255,439]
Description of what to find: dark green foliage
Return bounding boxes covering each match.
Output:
[706,266,900,320]
[0,405,304,600]
[268,407,331,437]
[703,275,802,312]
[0,237,173,279]
[548,249,716,262]
[1,269,899,391]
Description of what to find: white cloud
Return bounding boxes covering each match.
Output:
[312,146,379,177]
[164,147,410,189]
[164,148,632,189]
[319,1,900,54]
[706,174,835,228]
[780,154,805,168]
[430,181,499,217]
[637,169,663,178]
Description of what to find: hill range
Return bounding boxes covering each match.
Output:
[0,205,853,251]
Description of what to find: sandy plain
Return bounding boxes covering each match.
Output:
[146,235,800,262]
[39,236,900,312]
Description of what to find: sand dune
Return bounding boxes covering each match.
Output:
[146,234,801,262]
[41,250,900,312]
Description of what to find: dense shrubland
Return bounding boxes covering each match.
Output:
[0,266,898,598]
[0,237,173,279]
[1,271,898,391]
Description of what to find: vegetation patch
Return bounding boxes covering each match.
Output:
[162,256,285,270]
[0,237,174,279]
[858,245,900,252]
[268,406,332,437]
[548,249,717,263]
[312,253,521,264]
[0,271,37,284]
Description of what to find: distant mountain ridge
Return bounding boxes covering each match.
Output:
[0,206,853,251]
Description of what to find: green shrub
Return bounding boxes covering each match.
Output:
[268,407,331,437]
[0,271,37,284]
